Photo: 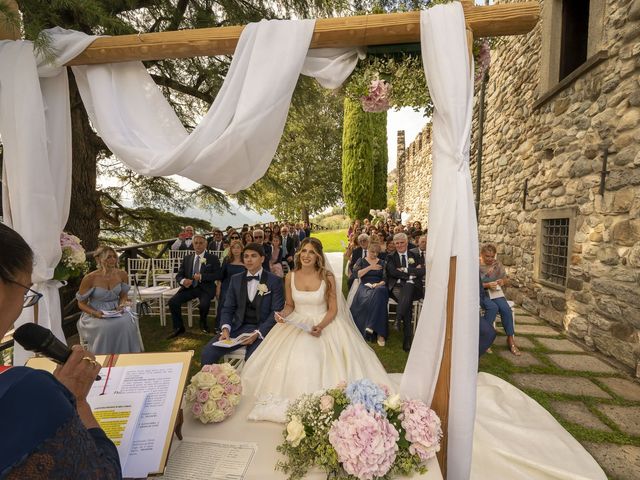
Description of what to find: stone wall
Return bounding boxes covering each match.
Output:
[397,0,640,373]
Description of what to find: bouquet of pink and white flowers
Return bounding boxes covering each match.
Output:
[360,78,392,113]
[276,379,442,480]
[54,232,88,281]
[185,363,242,424]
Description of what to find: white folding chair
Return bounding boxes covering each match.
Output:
[127,258,166,325]
[223,347,247,373]
[152,258,178,287]
[169,250,190,261]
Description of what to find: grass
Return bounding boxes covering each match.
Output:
[311,229,347,253]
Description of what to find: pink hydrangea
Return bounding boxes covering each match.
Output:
[400,399,442,462]
[328,404,399,480]
[360,79,392,113]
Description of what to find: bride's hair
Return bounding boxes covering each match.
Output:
[294,237,334,303]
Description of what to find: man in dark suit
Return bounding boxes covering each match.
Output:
[347,233,370,289]
[167,235,222,338]
[251,228,271,271]
[280,225,300,269]
[409,234,427,295]
[207,229,225,254]
[386,232,425,352]
[200,243,284,365]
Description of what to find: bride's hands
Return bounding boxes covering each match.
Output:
[310,325,323,337]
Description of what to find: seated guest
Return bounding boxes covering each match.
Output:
[251,229,271,271]
[168,235,222,337]
[385,237,397,257]
[480,243,520,355]
[479,276,498,356]
[269,234,285,277]
[303,222,311,238]
[207,229,225,254]
[386,233,425,352]
[77,246,143,355]
[296,222,306,241]
[350,242,389,347]
[263,227,273,243]
[272,223,281,239]
[0,224,121,478]
[228,231,241,242]
[201,243,284,365]
[281,225,300,269]
[347,233,370,288]
[216,240,246,330]
[171,225,195,251]
[410,234,427,295]
[241,231,254,246]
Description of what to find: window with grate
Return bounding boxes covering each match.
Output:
[540,218,570,286]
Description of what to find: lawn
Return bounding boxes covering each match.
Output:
[310,229,347,252]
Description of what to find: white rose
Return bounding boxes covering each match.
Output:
[384,393,402,411]
[192,371,217,389]
[228,394,241,406]
[209,384,225,400]
[185,384,198,402]
[286,416,306,447]
[202,399,218,417]
[221,363,235,376]
[208,409,226,423]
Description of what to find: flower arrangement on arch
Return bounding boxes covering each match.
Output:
[360,78,392,113]
[185,363,242,423]
[276,378,442,480]
[53,232,88,281]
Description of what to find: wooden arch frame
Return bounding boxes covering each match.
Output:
[0,1,539,476]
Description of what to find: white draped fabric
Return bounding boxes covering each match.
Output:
[400,4,479,480]
[68,21,361,192]
[0,32,95,365]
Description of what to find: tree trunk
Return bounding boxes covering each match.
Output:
[301,205,310,225]
[64,71,101,252]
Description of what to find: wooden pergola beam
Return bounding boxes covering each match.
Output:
[66,2,539,66]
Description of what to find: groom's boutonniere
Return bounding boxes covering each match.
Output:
[257,284,270,296]
[200,257,207,265]
[408,258,415,265]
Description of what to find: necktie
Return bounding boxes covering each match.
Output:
[421,250,425,260]
[363,249,367,258]
[193,256,201,286]
[247,275,260,281]
[283,239,288,257]
[401,254,407,268]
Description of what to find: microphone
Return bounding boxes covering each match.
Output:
[14,323,101,380]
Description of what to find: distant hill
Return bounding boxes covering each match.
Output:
[177,201,276,228]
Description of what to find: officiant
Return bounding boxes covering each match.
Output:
[167,235,222,338]
[200,243,284,365]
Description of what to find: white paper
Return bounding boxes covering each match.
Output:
[87,392,147,471]
[157,438,257,480]
[212,333,255,348]
[487,285,505,299]
[284,318,313,333]
[88,363,183,478]
[101,310,123,318]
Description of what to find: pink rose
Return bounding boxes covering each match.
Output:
[217,397,230,410]
[232,384,242,395]
[197,389,209,403]
[223,405,234,417]
[217,373,229,385]
[201,365,214,373]
[210,364,222,375]
[224,383,235,394]
[191,402,203,416]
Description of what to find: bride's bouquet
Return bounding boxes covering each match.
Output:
[276,379,441,480]
[185,363,242,423]
[54,232,88,281]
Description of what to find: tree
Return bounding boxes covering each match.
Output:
[234,77,344,224]
[341,97,373,220]
[11,0,348,249]
[370,110,388,209]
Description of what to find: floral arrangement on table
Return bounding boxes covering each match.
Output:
[276,379,442,480]
[54,232,88,281]
[184,363,242,424]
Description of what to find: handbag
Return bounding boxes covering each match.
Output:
[132,279,151,316]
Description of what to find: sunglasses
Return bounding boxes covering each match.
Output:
[230,236,240,239]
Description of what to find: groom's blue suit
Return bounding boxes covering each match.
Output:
[200,270,284,365]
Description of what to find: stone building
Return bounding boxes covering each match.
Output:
[397,0,640,374]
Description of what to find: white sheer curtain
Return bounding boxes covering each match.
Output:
[400,4,479,480]
[0,31,94,365]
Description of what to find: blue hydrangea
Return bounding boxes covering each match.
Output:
[345,379,386,414]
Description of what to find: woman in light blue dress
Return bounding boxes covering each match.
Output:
[76,246,143,354]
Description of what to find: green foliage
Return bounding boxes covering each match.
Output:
[370,111,388,209]
[342,97,374,220]
[233,77,344,222]
[311,213,351,230]
[387,181,398,213]
[310,229,348,253]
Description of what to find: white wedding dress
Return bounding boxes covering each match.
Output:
[241,271,392,400]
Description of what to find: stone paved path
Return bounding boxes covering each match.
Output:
[479,307,640,480]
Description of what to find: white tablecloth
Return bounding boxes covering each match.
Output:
[171,396,442,480]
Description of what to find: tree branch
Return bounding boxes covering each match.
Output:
[150,73,215,104]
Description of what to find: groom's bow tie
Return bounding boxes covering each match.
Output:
[247,275,260,281]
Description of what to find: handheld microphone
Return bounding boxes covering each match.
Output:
[14,323,101,380]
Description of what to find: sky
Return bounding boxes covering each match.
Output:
[386,107,429,171]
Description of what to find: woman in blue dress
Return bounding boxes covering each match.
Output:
[349,241,389,347]
[76,247,143,355]
[216,240,246,329]
[0,224,121,479]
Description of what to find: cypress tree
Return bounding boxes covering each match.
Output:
[342,97,374,220]
[370,111,388,210]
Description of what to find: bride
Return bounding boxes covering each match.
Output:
[241,237,392,400]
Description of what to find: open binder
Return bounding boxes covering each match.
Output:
[27,351,193,478]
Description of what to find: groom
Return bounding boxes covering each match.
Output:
[200,243,284,365]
